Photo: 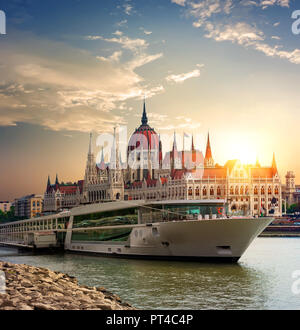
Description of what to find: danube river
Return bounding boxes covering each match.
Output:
[1,238,300,310]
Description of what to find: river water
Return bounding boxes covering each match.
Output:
[0,238,300,310]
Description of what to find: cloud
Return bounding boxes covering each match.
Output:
[0,31,164,132]
[129,53,163,69]
[242,0,290,9]
[204,22,300,64]
[124,3,133,15]
[97,51,123,62]
[141,29,152,35]
[188,0,233,28]
[177,0,300,65]
[205,22,264,45]
[171,0,187,6]
[166,67,201,84]
[116,19,127,27]
[85,35,148,53]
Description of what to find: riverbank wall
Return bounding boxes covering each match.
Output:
[0,261,135,310]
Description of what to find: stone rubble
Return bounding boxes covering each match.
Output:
[0,261,135,310]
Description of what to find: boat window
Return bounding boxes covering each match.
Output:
[73,208,138,229]
[72,228,132,243]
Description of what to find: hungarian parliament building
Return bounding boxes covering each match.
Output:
[43,102,282,216]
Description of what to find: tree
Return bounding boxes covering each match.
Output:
[0,206,18,223]
[287,203,300,214]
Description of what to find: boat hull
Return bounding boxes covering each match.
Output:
[67,218,272,263]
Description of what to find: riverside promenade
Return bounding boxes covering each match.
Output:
[0,261,135,310]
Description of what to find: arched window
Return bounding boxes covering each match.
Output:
[210,187,214,196]
[188,187,193,196]
[235,186,239,195]
[275,186,279,195]
[203,187,207,196]
[195,187,200,196]
[230,186,234,195]
[268,186,272,195]
[217,187,221,196]
[240,186,244,195]
[245,186,249,195]
[254,186,258,195]
[261,186,265,195]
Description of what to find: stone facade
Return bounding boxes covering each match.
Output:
[43,175,83,213]
[282,171,300,206]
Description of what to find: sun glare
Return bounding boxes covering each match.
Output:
[229,140,257,165]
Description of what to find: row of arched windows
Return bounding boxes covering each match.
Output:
[188,186,222,197]
[253,186,279,195]
[230,186,249,195]
[229,186,279,196]
[89,190,107,202]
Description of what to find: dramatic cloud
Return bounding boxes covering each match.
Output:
[175,0,300,65]
[205,22,300,64]
[187,0,233,28]
[205,22,264,45]
[0,31,164,132]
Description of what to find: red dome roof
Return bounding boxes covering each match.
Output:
[128,102,160,153]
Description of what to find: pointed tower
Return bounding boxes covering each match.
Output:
[272,152,278,176]
[191,134,196,166]
[97,147,108,184]
[159,134,162,169]
[46,175,51,193]
[255,156,261,168]
[84,132,98,186]
[55,174,59,185]
[171,132,178,170]
[141,98,148,126]
[109,127,124,201]
[204,133,214,168]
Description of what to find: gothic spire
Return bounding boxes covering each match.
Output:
[205,133,212,159]
[272,152,277,175]
[204,132,214,167]
[47,175,51,187]
[55,174,59,185]
[191,134,195,152]
[141,98,148,126]
[255,155,261,167]
[101,147,104,163]
[172,131,177,151]
[88,132,93,155]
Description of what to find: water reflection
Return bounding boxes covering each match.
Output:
[0,238,299,310]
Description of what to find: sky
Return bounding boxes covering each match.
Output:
[0,0,300,200]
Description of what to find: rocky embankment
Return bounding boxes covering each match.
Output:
[0,261,135,310]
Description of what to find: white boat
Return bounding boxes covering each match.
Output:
[63,199,272,263]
